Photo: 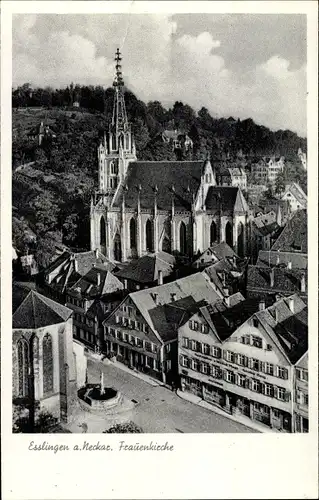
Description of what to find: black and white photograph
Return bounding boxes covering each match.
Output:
[10,9,312,436]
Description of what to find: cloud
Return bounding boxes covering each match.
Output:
[12,14,306,136]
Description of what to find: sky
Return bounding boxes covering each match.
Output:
[12,14,307,137]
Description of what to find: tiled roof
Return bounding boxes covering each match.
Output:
[205,187,248,213]
[113,161,204,211]
[115,251,175,284]
[68,268,123,298]
[204,257,248,294]
[256,250,307,270]
[271,210,307,252]
[193,242,237,267]
[255,294,307,364]
[12,282,37,313]
[201,294,259,341]
[247,265,307,295]
[13,290,72,329]
[282,183,307,205]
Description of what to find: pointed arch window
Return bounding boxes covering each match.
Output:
[225,221,233,247]
[43,333,54,395]
[114,233,122,261]
[110,161,116,175]
[210,221,217,245]
[100,216,106,248]
[237,222,244,257]
[125,134,130,151]
[17,339,29,397]
[130,218,137,249]
[180,222,187,255]
[146,220,153,252]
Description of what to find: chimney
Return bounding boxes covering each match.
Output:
[151,292,158,305]
[276,254,280,266]
[288,297,294,314]
[223,287,229,297]
[224,295,230,307]
[269,268,275,288]
[259,300,265,311]
[97,273,101,287]
[95,248,99,259]
[300,273,306,293]
[171,293,176,302]
[124,279,128,289]
[287,261,292,270]
[158,269,163,285]
[74,259,78,273]
[274,308,279,323]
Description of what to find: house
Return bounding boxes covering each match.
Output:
[12,289,76,422]
[251,156,285,185]
[294,352,308,432]
[161,129,193,152]
[27,121,56,146]
[229,167,247,190]
[103,272,222,384]
[38,249,115,304]
[266,156,285,183]
[178,294,307,432]
[297,148,307,171]
[193,241,237,269]
[258,199,291,226]
[203,257,248,298]
[281,183,307,212]
[65,267,124,351]
[114,251,176,291]
[246,265,307,306]
[250,210,282,261]
[20,253,39,276]
[271,209,307,253]
[256,250,307,270]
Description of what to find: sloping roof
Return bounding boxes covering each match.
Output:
[252,211,280,237]
[69,268,123,298]
[204,257,248,293]
[256,251,307,270]
[113,161,204,211]
[127,273,221,343]
[283,183,307,205]
[247,265,307,295]
[13,290,72,329]
[12,282,37,313]
[115,251,175,284]
[271,210,307,252]
[205,187,248,213]
[256,294,307,364]
[193,242,237,267]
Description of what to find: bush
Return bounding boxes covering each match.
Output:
[103,422,143,433]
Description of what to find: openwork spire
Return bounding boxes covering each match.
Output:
[112,48,128,133]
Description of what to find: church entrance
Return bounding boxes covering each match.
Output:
[210,221,217,245]
[237,222,244,256]
[113,234,122,262]
[225,221,233,248]
[100,216,106,256]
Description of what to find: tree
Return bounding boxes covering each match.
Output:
[62,213,78,244]
[34,230,62,269]
[13,403,58,433]
[29,192,60,236]
[103,422,143,433]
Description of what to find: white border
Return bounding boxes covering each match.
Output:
[1,2,318,499]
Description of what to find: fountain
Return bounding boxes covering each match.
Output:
[77,371,123,413]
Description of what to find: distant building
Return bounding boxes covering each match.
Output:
[12,289,76,422]
[65,267,124,351]
[39,249,115,304]
[297,148,307,171]
[161,129,193,152]
[178,294,307,432]
[294,352,308,432]
[216,164,247,190]
[114,251,176,291]
[193,241,237,269]
[271,209,307,254]
[281,183,307,212]
[203,256,248,297]
[103,272,222,385]
[28,121,56,146]
[251,156,285,185]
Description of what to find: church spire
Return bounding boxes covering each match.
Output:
[112,48,128,135]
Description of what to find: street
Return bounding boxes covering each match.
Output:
[87,359,257,433]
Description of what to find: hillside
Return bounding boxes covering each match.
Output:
[12,85,307,269]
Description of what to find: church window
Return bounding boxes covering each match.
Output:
[237,222,244,257]
[100,216,106,250]
[130,218,137,249]
[125,134,130,150]
[42,333,54,395]
[114,233,122,261]
[179,222,187,255]
[110,161,116,175]
[210,221,217,245]
[17,339,29,397]
[145,220,153,252]
[225,221,233,247]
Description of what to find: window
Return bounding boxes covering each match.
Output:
[145,341,152,352]
[241,335,250,345]
[201,324,209,334]
[153,359,160,371]
[250,358,260,371]
[251,336,262,349]
[192,359,200,372]
[277,387,286,401]
[237,374,246,387]
[264,383,274,397]
[252,318,259,328]
[182,337,189,348]
[264,362,274,376]
[193,321,199,331]
[237,354,248,366]
[17,339,29,397]
[123,333,128,342]
[211,365,221,378]
[212,346,221,358]
[225,371,235,383]
[251,379,261,393]
[202,343,210,355]
[296,368,308,381]
[166,360,172,371]
[145,356,151,368]
[180,355,189,367]
[42,333,53,395]
[136,338,143,348]
[191,340,198,351]
[226,351,235,363]
[304,394,309,406]
[165,344,171,353]
[277,367,288,379]
[109,328,115,337]
[201,363,209,375]
[152,344,158,353]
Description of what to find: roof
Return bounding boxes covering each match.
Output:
[13,290,72,329]
[205,187,248,213]
[204,257,248,293]
[247,265,307,295]
[256,251,307,270]
[12,282,37,313]
[113,161,204,211]
[200,294,259,341]
[229,167,246,177]
[255,294,307,364]
[111,272,222,343]
[252,212,280,237]
[271,210,307,253]
[193,242,237,267]
[69,268,123,298]
[282,183,307,206]
[115,251,175,284]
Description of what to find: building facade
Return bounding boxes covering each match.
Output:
[293,352,308,432]
[90,49,250,263]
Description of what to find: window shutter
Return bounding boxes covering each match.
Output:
[222,350,227,360]
[284,368,289,380]
[260,383,265,395]
[273,386,278,399]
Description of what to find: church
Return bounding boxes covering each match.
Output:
[90,49,249,263]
